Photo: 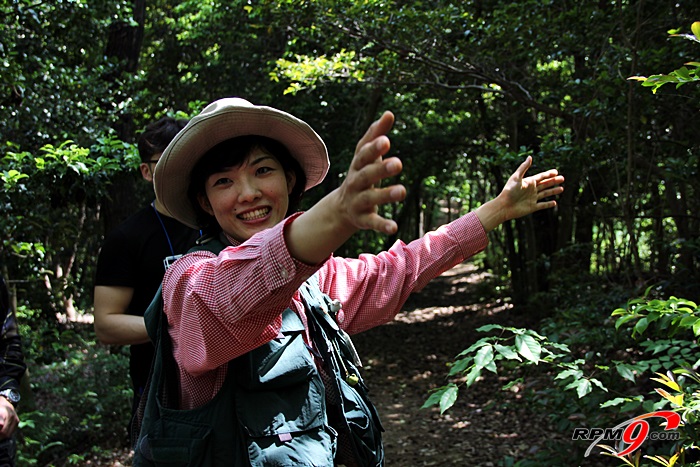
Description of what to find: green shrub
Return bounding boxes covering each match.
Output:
[16,308,131,466]
[425,278,700,466]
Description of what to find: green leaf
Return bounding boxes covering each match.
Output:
[615,314,639,329]
[515,334,541,363]
[600,397,630,408]
[646,311,660,323]
[590,378,607,392]
[566,379,592,398]
[621,399,642,412]
[456,338,491,357]
[465,366,482,387]
[675,67,692,81]
[523,329,546,340]
[476,324,504,333]
[677,299,697,308]
[692,21,700,40]
[679,315,699,329]
[484,360,498,373]
[474,345,494,369]
[643,399,668,413]
[634,317,649,335]
[422,385,451,410]
[548,342,571,353]
[439,384,459,414]
[616,363,636,382]
[555,369,583,381]
[494,344,521,361]
[501,378,523,391]
[448,357,472,376]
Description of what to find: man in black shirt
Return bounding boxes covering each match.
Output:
[0,271,27,467]
[93,117,200,418]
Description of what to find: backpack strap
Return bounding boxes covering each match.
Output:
[143,286,163,343]
[299,274,385,466]
[131,233,229,449]
[142,234,228,349]
[300,277,363,374]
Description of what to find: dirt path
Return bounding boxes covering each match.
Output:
[350,262,564,466]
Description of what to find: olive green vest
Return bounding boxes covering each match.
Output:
[132,236,383,466]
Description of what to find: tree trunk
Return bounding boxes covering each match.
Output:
[102,0,147,234]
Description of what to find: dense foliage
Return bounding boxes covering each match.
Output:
[1,1,698,465]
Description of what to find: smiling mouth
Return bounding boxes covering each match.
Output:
[238,207,271,221]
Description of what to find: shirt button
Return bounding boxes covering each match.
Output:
[280,268,289,280]
[337,310,345,324]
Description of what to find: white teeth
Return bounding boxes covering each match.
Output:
[239,208,269,220]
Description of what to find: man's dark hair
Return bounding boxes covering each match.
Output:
[188,135,307,232]
[0,274,8,324]
[137,117,189,163]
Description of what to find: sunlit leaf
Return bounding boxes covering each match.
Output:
[649,373,681,391]
[654,388,683,406]
[515,334,541,363]
[494,344,521,361]
[692,21,700,41]
[474,345,494,369]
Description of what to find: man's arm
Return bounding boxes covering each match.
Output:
[93,285,150,345]
[0,275,25,439]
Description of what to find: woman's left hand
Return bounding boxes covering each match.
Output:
[499,156,565,221]
[475,156,565,233]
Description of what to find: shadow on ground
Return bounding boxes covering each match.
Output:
[351,261,606,466]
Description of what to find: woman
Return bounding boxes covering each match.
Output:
[135,97,564,466]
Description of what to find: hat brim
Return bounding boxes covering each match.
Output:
[154,98,329,229]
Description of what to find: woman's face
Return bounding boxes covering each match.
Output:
[197,147,296,243]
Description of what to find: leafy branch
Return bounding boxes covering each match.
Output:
[422,324,606,414]
[612,289,699,339]
[629,21,700,93]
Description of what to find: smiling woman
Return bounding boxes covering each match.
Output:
[133,96,563,467]
[188,136,303,243]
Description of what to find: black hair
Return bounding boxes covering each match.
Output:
[138,117,189,162]
[188,135,307,232]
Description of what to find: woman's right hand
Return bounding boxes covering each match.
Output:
[335,111,406,235]
[285,111,406,265]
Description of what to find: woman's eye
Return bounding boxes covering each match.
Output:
[213,177,231,186]
[257,166,273,175]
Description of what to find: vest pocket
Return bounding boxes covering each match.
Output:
[238,311,316,390]
[139,417,212,466]
[244,423,336,467]
[236,371,335,466]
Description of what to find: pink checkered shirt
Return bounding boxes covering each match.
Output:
[162,211,488,409]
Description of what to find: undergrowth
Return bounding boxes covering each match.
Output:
[426,273,700,467]
[15,307,131,467]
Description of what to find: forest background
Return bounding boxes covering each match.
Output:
[1,0,699,466]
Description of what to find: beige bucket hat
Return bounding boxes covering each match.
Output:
[154,97,330,229]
